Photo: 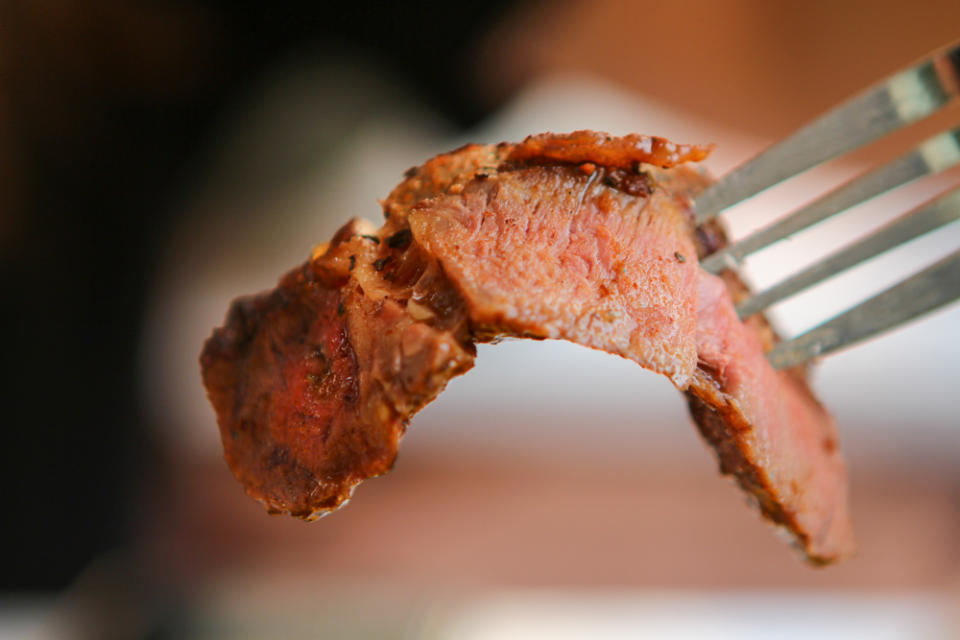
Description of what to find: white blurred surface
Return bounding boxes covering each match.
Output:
[0,599,50,640]
[11,590,950,640]
[432,591,953,640]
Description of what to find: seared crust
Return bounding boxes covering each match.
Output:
[383,143,506,223]
[507,130,712,169]
[200,263,367,517]
[382,130,712,224]
[201,220,474,519]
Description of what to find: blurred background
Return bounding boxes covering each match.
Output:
[2,1,959,638]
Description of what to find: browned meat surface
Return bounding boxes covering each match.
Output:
[200,131,854,563]
[201,219,475,518]
[507,130,712,169]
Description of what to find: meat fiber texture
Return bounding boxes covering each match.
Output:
[200,131,854,564]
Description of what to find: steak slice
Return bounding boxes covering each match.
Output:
[687,272,853,563]
[200,131,854,563]
[408,163,700,387]
[201,219,475,518]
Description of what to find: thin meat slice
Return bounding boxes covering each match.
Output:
[408,162,853,562]
[409,164,700,387]
[686,273,853,562]
[200,131,854,563]
[201,219,475,518]
[200,261,369,518]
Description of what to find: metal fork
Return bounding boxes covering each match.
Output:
[694,40,960,370]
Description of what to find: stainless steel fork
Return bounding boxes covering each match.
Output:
[694,40,960,370]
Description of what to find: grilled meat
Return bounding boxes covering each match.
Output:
[200,131,853,563]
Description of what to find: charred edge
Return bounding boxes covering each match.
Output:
[683,387,808,552]
[385,228,413,250]
[600,168,653,197]
[498,160,653,198]
[360,234,380,244]
[373,256,392,272]
[693,220,728,260]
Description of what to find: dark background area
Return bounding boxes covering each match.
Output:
[0,0,521,592]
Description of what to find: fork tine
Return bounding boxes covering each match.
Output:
[736,186,960,318]
[766,249,960,370]
[701,128,960,274]
[695,41,960,224]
